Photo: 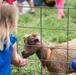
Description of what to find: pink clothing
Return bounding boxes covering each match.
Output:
[55,0,65,19]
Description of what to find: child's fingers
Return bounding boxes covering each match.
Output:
[19,59,28,67]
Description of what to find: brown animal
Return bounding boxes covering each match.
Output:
[44,0,55,7]
[22,33,76,75]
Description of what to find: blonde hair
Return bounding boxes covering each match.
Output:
[0,3,18,50]
[0,0,3,19]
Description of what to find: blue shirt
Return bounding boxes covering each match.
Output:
[0,34,18,75]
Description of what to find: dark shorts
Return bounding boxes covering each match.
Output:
[17,0,26,3]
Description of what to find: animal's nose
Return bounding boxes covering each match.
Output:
[21,50,25,55]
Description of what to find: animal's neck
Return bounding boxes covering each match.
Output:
[36,48,45,60]
[36,47,51,65]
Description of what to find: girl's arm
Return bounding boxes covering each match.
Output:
[11,42,28,67]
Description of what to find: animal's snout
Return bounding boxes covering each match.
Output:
[21,50,25,57]
[21,50,25,54]
[21,49,29,58]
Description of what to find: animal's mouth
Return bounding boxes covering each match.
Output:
[21,51,29,58]
[22,53,29,58]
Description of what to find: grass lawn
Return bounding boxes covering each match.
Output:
[12,0,76,75]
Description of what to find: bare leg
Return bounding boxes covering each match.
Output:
[69,73,76,75]
[55,0,65,19]
[18,3,23,12]
[17,3,23,15]
[27,0,35,14]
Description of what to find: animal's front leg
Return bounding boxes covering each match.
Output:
[42,66,45,75]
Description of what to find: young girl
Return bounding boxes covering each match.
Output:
[0,3,28,75]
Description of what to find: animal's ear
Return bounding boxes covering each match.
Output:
[34,35,41,42]
[23,34,30,40]
[23,34,28,39]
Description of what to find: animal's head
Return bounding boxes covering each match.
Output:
[22,33,41,58]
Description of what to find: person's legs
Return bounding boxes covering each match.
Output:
[17,0,25,15]
[55,0,65,19]
[18,3,23,12]
[27,0,35,14]
[69,73,76,75]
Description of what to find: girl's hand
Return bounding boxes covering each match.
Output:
[19,59,28,67]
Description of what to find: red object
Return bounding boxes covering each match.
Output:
[6,0,16,4]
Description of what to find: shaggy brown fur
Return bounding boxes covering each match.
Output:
[44,0,55,7]
[22,33,76,75]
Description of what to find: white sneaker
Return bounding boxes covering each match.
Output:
[30,10,35,14]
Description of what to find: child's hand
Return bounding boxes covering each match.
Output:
[19,59,28,67]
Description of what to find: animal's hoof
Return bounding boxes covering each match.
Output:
[42,73,45,75]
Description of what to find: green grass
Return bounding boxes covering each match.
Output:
[12,0,76,75]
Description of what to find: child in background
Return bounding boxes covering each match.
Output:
[0,3,28,75]
[17,0,35,15]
